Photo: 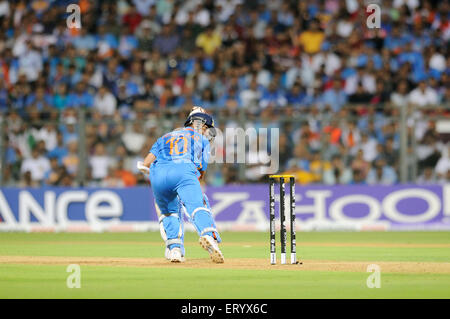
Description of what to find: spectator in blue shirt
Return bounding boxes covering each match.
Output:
[0,80,8,112]
[278,1,295,27]
[65,64,82,90]
[398,42,425,82]
[303,86,325,107]
[28,86,53,111]
[286,83,306,108]
[53,83,69,111]
[356,47,383,70]
[115,70,140,98]
[67,82,94,108]
[217,86,241,108]
[350,169,367,185]
[61,45,86,71]
[96,25,118,56]
[153,24,180,55]
[10,81,34,112]
[384,25,411,53]
[193,88,216,109]
[411,26,432,52]
[73,29,97,52]
[44,45,61,75]
[102,58,123,91]
[367,158,398,185]
[118,28,139,58]
[260,81,287,108]
[60,118,78,146]
[321,78,348,112]
[47,132,69,165]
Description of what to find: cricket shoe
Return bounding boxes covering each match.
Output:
[166,247,185,263]
[199,235,224,263]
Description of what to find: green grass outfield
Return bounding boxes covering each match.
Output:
[0,231,449,298]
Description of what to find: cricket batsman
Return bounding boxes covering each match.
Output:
[138,108,224,263]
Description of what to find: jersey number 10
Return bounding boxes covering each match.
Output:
[166,136,188,155]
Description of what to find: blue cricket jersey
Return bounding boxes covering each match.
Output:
[149,127,210,173]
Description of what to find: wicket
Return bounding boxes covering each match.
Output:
[269,175,296,265]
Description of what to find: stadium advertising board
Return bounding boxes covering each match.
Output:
[0,185,449,232]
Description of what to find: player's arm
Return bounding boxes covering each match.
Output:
[138,138,160,174]
[143,152,156,167]
[137,152,155,174]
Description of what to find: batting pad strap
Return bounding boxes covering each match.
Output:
[166,238,183,246]
[159,213,178,223]
[200,227,218,237]
[160,222,167,241]
[190,207,212,221]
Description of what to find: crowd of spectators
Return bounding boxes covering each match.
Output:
[0,0,449,187]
